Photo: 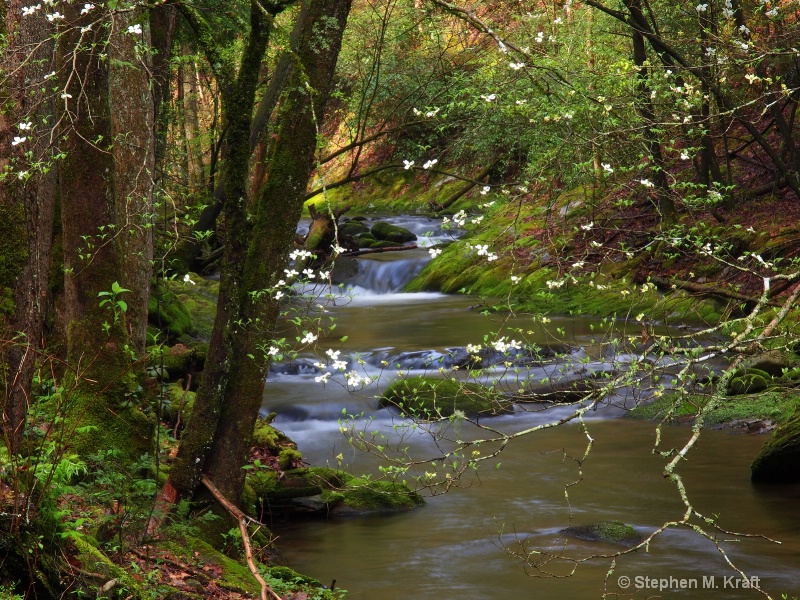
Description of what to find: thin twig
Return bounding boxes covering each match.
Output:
[201,476,282,600]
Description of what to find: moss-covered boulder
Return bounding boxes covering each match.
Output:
[148,286,194,340]
[371,221,417,244]
[357,232,377,247]
[160,382,196,426]
[726,369,772,396]
[321,478,424,514]
[563,520,641,547]
[379,376,512,420]
[248,467,424,515]
[751,406,800,483]
[340,219,370,236]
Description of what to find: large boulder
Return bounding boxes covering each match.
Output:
[751,405,800,483]
[370,221,417,244]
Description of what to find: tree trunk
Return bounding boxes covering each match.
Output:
[625,0,675,222]
[169,0,353,513]
[56,4,151,456]
[1,3,57,453]
[205,0,353,508]
[111,9,156,357]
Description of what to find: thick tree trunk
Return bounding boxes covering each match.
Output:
[205,0,353,507]
[170,0,352,513]
[1,3,56,453]
[111,9,156,357]
[56,5,151,456]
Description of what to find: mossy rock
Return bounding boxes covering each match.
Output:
[379,376,512,420]
[744,351,800,377]
[248,467,353,504]
[628,389,800,427]
[751,406,800,483]
[159,537,260,596]
[357,233,376,247]
[370,221,417,243]
[340,220,370,236]
[148,287,194,340]
[165,274,220,341]
[278,448,303,470]
[159,382,195,425]
[563,520,641,547]
[252,416,295,453]
[727,371,771,396]
[321,479,424,514]
[147,343,200,382]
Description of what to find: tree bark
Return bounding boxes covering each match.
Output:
[111,9,156,357]
[1,2,57,453]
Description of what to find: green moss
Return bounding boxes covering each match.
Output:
[751,405,800,483]
[159,382,196,424]
[278,448,303,470]
[321,478,424,512]
[379,376,512,420]
[370,221,416,243]
[264,566,341,600]
[160,537,260,596]
[72,537,145,598]
[628,389,800,426]
[148,285,194,340]
[248,467,353,503]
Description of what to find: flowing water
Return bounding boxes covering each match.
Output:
[262,216,800,599]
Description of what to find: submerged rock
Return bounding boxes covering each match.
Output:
[562,520,641,547]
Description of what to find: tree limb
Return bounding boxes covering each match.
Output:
[201,476,281,600]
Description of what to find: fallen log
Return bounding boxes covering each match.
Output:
[649,275,782,308]
[341,244,417,257]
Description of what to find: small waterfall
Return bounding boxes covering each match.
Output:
[346,253,429,294]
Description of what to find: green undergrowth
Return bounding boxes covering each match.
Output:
[628,389,800,427]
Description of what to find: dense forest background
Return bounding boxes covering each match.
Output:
[2,0,800,598]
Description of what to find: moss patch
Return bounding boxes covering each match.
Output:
[321,478,424,513]
[628,389,800,427]
[379,376,512,420]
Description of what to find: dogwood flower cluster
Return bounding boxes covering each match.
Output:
[472,243,498,262]
[300,331,317,345]
[403,159,414,170]
[127,24,142,35]
[480,94,496,102]
[423,159,438,169]
[493,337,521,353]
[429,247,442,258]
[289,249,315,261]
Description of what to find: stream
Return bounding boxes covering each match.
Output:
[262,216,800,599]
